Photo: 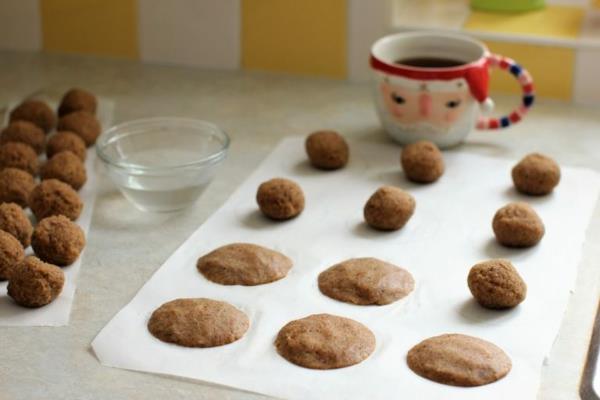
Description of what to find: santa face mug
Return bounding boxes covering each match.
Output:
[370,32,535,148]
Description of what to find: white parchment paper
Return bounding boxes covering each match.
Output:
[92,137,600,399]
[0,98,113,326]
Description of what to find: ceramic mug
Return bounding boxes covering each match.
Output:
[370,32,535,148]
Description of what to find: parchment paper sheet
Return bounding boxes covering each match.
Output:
[93,137,600,399]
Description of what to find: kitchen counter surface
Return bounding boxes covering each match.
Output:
[0,51,598,400]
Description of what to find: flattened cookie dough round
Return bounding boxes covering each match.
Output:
[318,257,414,305]
[197,243,292,285]
[407,333,511,387]
[148,298,249,347]
[492,202,544,248]
[275,313,375,369]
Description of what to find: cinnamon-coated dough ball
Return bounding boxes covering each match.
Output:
[9,99,56,133]
[305,130,349,170]
[0,230,24,280]
[58,88,97,117]
[256,178,305,220]
[0,142,38,175]
[401,140,444,183]
[468,259,526,309]
[512,153,560,196]
[364,186,415,231]
[41,151,87,190]
[0,168,35,208]
[0,120,45,154]
[0,202,33,247]
[492,202,544,248]
[32,215,85,266]
[46,131,87,161]
[7,256,64,308]
[29,179,83,221]
[57,111,101,146]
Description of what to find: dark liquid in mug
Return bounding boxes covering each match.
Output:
[395,57,465,68]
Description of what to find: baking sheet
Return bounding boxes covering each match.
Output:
[92,137,600,399]
[0,98,113,327]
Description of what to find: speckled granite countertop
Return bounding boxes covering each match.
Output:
[0,51,598,400]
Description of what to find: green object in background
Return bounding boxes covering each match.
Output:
[471,0,545,12]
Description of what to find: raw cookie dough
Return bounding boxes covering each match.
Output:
[41,151,87,190]
[0,142,39,175]
[7,256,65,307]
[46,131,87,161]
[0,120,45,154]
[197,243,292,285]
[364,186,415,231]
[57,111,101,146]
[58,88,97,117]
[401,140,444,183]
[275,313,375,369]
[0,230,24,280]
[0,168,35,208]
[0,202,33,247]
[256,178,305,220]
[318,257,414,305]
[29,179,83,221]
[32,215,86,266]
[305,130,349,170]
[468,259,527,309]
[512,153,560,196]
[148,298,249,347]
[9,99,56,133]
[407,333,511,387]
[493,202,544,248]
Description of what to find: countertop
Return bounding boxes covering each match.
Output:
[0,51,598,400]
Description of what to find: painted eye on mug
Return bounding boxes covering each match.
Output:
[391,93,406,105]
[446,100,461,109]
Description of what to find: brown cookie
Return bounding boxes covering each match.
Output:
[29,179,83,221]
[9,99,56,133]
[305,130,349,170]
[58,88,97,117]
[256,178,305,220]
[32,215,86,266]
[197,243,292,285]
[275,314,375,369]
[0,120,45,154]
[148,298,249,347]
[512,153,560,196]
[0,202,33,247]
[47,131,87,161]
[0,142,38,176]
[468,259,526,309]
[57,111,101,146]
[492,202,544,247]
[7,256,65,308]
[0,168,35,208]
[364,186,415,231]
[41,151,87,190]
[401,140,444,183]
[0,230,24,281]
[407,333,511,387]
[318,257,414,305]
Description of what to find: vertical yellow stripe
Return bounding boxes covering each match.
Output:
[41,0,138,59]
[242,0,347,78]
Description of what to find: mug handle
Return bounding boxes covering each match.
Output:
[476,54,535,130]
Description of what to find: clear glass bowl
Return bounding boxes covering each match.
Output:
[97,117,230,212]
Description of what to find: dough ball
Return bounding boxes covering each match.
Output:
[318,257,414,305]
[58,88,97,117]
[32,215,85,266]
[512,153,560,196]
[41,151,87,190]
[47,131,87,161]
[197,243,292,285]
[7,256,64,308]
[407,334,511,387]
[0,168,35,208]
[57,111,101,147]
[0,120,45,154]
[468,259,526,309]
[0,202,33,247]
[148,298,249,347]
[256,178,305,220]
[492,202,544,248]
[0,230,24,280]
[29,179,83,221]
[364,186,415,231]
[275,313,375,369]
[401,140,444,183]
[0,142,39,175]
[305,130,349,170]
[9,99,56,133]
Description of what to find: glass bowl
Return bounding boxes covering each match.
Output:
[97,117,230,212]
